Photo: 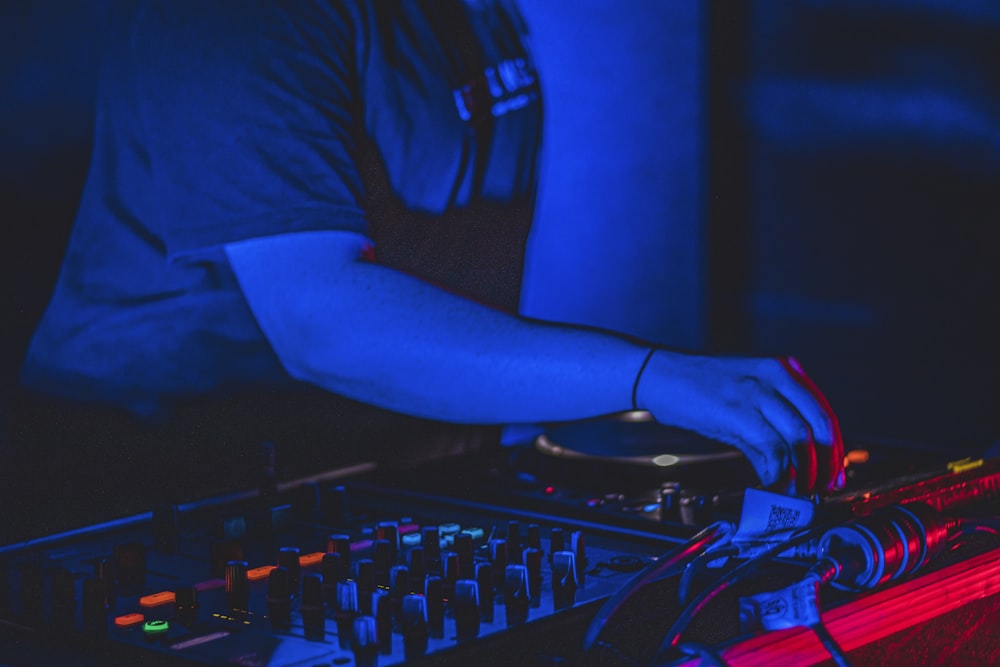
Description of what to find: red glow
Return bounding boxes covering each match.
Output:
[674,546,1000,666]
[847,456,1000,517]
[779,356,844,494]
[545,486,556,495]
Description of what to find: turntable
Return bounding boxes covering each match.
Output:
[389,411,965,541]
[533,410,745,469]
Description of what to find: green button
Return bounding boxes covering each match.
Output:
[143,619,170,635]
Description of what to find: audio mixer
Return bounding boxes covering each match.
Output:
[0,473,679,666]
[3,413,1000,666]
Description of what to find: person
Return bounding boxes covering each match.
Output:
[13,0,842,523]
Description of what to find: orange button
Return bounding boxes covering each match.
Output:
[845,449,870,465]
[247,565,276,582]
[139,591,176,608]
[114,612,146,627]
[299,552,325,567]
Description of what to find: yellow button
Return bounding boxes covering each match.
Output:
[947,457,984,474]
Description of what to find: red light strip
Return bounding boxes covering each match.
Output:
[676,546,1000,667]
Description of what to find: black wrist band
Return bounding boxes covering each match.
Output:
[631,347,659,411]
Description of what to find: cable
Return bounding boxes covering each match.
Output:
[592,640,642,667]
[653,525,828,663]
[677,546,738,605]
[677,641,732,667]
[807,557,841,586]
[811,621,853,667]
[657,505,968,665]
[954,517,1000,537]
[582,521,733,652]
[804,559,853,666]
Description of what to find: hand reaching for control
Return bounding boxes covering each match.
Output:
[635,351,844,494]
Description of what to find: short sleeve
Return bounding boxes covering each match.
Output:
[131,1,370,262]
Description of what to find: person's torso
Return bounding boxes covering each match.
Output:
[20,0,542,415]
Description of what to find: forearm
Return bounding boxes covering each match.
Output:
[226,232,649,424]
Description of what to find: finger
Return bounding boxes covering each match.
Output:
[778,357,845,492]
[785,359,844,492]
[759,392,818,495]
[735,411,792,489]
[771,358,833,446]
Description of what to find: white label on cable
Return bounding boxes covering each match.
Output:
[740,579,822,632]
[726,488,815,558]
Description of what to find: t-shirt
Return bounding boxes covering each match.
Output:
[21,0,542,416]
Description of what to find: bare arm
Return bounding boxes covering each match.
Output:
[225,230,840,488]
[225,231,648,424]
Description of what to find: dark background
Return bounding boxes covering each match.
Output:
[2,1,998,454]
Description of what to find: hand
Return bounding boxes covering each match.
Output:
[636,351,844,494]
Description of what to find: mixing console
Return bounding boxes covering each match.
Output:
[0,477,677,666]
[4,414,998,666]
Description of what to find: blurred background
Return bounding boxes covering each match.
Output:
[3,0,998,450]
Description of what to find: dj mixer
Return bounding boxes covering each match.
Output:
[0,470,679,666]
[3,413,1000,666]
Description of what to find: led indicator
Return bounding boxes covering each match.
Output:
[139,591,176,607]
[652,454,680,467]
[643,503,660,513]
[114,613,145,628]
[544,486,556,495]
[247,565,276,581]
